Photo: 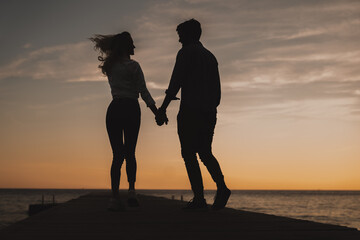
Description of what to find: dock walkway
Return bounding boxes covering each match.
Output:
[1,191,359,239]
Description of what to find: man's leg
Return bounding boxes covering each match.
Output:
[197,112,225,188]
[177,110,204,201]
[198,111,230,210]
[198,151,225,188]
[182,149,205,200]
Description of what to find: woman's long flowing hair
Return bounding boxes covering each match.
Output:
[90,32,133,76]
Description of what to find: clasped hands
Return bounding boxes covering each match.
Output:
[155,108,168,126]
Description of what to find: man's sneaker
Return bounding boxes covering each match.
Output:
[107,197,126,211]
[182,198,208,211]
[127,190,140,207]
[212,187,231,210]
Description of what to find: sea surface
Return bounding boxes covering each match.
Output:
[0,189,359,230]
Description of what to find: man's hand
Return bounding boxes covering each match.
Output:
[155,108,168,126]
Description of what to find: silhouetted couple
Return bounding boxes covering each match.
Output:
[91,19,231,212]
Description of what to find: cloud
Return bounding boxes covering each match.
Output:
[131,0,360,84]
[26,94,106,110]
[0,41,105,83]
[219,80,360,124]
[146,81,168,90]
[22,43,32,49]
[1,0,359,121]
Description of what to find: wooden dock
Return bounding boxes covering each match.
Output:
[0,191,359,239]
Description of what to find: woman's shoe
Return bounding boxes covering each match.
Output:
[127,190,140,207]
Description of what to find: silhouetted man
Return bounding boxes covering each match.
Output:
[157,19,231,210]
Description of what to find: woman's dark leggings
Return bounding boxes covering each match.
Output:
[106,98,140,197]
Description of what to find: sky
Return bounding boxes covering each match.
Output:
[0,0,359,190]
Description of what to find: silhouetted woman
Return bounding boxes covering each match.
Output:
[90,32,158,210]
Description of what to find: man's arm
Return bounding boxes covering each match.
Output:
[158,50,185,116]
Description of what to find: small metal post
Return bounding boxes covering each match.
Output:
[52,194,55,204]
[42,195,44,205]
[181,195,183,202]
[171,195,175,200]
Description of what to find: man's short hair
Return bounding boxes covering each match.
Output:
[176,19,202,41]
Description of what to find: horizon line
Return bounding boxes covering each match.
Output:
[1,188,360,191]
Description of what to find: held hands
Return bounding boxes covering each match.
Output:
[153,94,178,126]
[155,108,168,126]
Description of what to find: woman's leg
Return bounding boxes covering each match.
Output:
[124,101,141,191]
[106,101,125,198]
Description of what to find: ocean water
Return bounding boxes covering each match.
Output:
[0,189,359,230]
[0,189,91,230]
[143,190,360,230]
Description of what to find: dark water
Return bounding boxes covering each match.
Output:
[0,189,92,229]
[0,189,359,230]
[143,190,360,230]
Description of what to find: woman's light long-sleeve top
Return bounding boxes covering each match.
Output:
[108,59,155,107]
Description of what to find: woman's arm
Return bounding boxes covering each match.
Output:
[133,62,168,124]
[149,104,158,116]
[134,62,156,108]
